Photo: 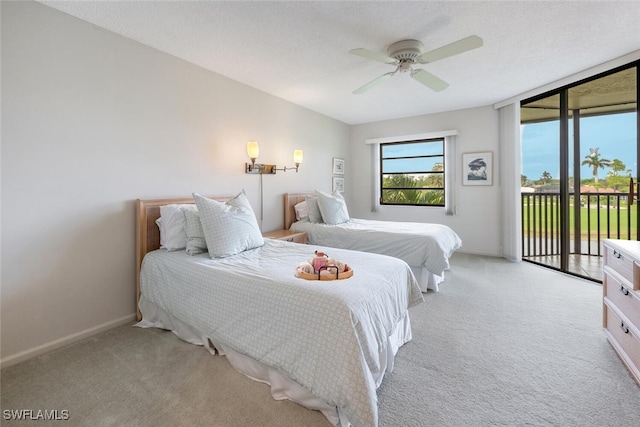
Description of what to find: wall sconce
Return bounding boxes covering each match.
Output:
[276,150,304,173]
[245,141,303,174]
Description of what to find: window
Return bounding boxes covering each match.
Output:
[380,138,445,206]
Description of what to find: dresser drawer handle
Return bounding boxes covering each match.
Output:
[613,250,622,259]
[619,285,630,296]
[620,322,630,334]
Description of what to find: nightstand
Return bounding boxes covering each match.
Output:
[262,229,308,244]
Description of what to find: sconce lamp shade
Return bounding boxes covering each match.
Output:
[247,141,260,160]
[293,150,303,165]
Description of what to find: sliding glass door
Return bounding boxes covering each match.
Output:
[521,63,638,281]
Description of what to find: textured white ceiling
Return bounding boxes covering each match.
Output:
[39,1,640,125]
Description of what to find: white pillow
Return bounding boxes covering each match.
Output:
[158,204,197,251]
[305,195,323,223]
[294,201,309,221]
[183,209,207,255]
[193,191,264,258]
[316,190,350,225]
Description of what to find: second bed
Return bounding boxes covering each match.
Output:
[285,192,462,292]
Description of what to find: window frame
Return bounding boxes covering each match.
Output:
[379,138,446,207]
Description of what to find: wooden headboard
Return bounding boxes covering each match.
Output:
[135,195,232,320]
[284,192,316,230]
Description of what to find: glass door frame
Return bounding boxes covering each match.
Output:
[520,61,639,280]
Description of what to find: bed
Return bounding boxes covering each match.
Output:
[285,192,462,292]
[134,194,423,427]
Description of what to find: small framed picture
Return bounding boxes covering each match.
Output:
[462,151,493,186]
[332,176,345,193]
[332,157,345,175]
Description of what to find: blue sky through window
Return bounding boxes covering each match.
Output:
[381,140,443,173]
[521,112,637,182]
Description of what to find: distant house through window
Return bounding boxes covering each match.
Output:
[380,138,445,206]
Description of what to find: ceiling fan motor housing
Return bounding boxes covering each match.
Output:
[387,39,423,71]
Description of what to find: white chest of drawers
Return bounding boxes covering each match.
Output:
[602,239,640,386]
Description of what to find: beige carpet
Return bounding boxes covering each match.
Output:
[2,253,640,426]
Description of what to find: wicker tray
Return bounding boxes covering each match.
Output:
[294,264,353,281]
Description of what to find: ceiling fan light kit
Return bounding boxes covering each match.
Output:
[349,35,483,94]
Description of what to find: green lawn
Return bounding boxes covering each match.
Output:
[522,199,638,239]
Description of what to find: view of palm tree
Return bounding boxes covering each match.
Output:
[382,162,444,205]
[580,148,612,183]
[539,171,552,184]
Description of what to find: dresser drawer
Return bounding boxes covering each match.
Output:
[604,244,635,281]
[604,272,640,329]
[604,243,639,290]
[604,303,640,382]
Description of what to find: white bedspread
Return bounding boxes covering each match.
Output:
[140,239,423,427]
[291,218,462,275]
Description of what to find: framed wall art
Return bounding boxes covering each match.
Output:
[332,157,345,175]
[462,151,493,186]
[332,176,344,193]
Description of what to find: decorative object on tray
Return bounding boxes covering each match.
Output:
[295,250,353,280]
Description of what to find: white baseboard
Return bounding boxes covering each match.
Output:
[0,314,136,369]
[455,249,502,258]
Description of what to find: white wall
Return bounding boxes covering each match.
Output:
[348,106,501,257]
[0,1,350,365]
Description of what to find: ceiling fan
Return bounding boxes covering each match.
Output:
[349,35,483,94]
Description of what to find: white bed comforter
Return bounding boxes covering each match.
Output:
[140,239,423,427]
[291,218,462,275]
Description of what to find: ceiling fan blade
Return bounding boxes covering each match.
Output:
[349,48,399,65]
[353,71,396,94]
[417,35,483,64]
[411,69,449,92]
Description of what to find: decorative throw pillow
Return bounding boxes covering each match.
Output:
[158,204,197,251]
[183,209,207,255]
[305,195,323,223]
[316,190,350,225]
[193,191,264,258]
[294,201,309,221]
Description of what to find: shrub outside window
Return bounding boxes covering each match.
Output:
[380,139,445,206]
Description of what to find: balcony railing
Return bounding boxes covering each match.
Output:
[521,192,638,259]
